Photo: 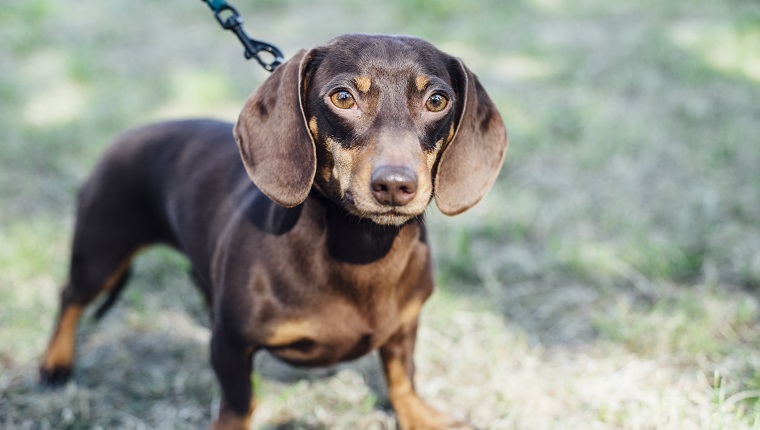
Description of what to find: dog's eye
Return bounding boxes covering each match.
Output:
[425,93,448,112]
[330,91,356,109]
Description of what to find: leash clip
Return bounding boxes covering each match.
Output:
[202,0,284,72]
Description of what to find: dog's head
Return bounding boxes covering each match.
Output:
[235,34,507,226]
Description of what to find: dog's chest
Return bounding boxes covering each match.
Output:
[255,240,432,367]
[217,201,433,366]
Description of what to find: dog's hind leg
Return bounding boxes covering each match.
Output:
[39,244,141,385]
[39,163,165,385]
[38,224,149,385]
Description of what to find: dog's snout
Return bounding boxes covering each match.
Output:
[371,166,418,207]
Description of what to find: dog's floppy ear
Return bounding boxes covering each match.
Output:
[434,59,508,216]
[234,49,317,208]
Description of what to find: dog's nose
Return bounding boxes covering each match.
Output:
[371,166,418,207]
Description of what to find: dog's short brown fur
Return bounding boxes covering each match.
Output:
[40,34,507,429]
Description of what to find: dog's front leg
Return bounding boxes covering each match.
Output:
[210,332,257,430]
[380,319,473,430]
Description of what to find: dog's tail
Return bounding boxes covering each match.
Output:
[93,267,132,320]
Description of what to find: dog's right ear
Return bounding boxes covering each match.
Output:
[234,49,317,208]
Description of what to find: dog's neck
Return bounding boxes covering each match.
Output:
[311,189,422,264]
[238,182,423,265]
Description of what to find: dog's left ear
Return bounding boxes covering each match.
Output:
[434,59,508,216]
[234,49,317,208]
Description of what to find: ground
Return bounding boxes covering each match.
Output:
[2,0,760,429]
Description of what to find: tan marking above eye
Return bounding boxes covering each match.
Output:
[354,76,371,93]
[330,90,356,109]
[425,93,448,112]
[415,75,429,92]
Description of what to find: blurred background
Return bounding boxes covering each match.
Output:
[2,0,760,428]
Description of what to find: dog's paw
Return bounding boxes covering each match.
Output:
[398,416,477,430]
[393,394,476,430]
[39,365,72,387]
[429,417,477,430]
[445,420,478,430]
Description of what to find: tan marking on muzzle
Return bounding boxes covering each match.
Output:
[426,140,443,171]
[328,138,355,195]
[309,117,318,139]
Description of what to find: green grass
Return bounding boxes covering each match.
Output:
[2,0,760,428]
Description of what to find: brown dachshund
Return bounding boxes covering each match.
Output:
[39,34,507,429]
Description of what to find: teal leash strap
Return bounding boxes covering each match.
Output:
[204,0,229,12]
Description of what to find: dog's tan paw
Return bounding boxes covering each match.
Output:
[445,420,477,430]
[393,394,475,430]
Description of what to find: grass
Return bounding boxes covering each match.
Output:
[2,0,760,428]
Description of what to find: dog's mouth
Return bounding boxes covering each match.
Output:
[365,210,417,226]
[341,190,422,225]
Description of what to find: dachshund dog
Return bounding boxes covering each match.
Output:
[40,34,508,429]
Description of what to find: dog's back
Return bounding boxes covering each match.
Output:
[70,120,239,302]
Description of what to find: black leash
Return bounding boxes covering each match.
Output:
[202,0,284,72]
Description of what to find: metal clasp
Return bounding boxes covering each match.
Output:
[202,0,284,72]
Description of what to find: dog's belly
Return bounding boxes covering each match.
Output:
[266,329,375,367]
[261,298,422,367]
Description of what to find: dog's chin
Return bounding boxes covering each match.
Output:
[365,211,417,226]
[350,203,425,226]
[338,190,427,226]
